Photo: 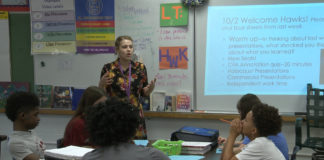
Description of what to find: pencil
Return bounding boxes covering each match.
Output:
[219,118,231,124]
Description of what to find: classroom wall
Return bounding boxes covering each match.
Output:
[0,113,320,160]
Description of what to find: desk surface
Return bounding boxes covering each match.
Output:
[45,141,221,160]
[203,149,221,160]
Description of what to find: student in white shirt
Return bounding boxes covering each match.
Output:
[5,92,45,160]
[221,103,285,160]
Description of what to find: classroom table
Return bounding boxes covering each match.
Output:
[202,149,221,160]
[44,140,221,160]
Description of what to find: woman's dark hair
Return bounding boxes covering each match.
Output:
[115,35,133,54]
[252,103,282,137]
[237,93,261,120]
[5,92,39,122]
[85,97,140,146]
[73,86,106,118]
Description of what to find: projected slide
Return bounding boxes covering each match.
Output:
[205,3,324,95]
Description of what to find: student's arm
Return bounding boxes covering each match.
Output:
[221,118,242,160]
[233,143,245,154]
[218,136,244,153]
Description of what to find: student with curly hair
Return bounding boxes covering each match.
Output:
[62,86,107,147]
[236,94,289,160]
[218,94,289,160]
[221,103,285,160]
[5,92,46,160]
[82,98,169,160]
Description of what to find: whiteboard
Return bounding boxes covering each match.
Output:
[34,0,194,99]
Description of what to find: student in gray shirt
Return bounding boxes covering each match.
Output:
[82,97,170,160]
[5,92,46,160]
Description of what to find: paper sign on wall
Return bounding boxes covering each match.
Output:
[30,0,76,54]
[159,46,188,69]
[160,3,188,27]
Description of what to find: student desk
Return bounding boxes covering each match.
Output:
[44,140,221,160]
[45,151,220,160]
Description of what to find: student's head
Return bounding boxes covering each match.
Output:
[242,103,282,138]
[115,36,134,61]
[86,98,140,146]
[237,93,261,120]
[74,86,106,118]
[5,92,40,129]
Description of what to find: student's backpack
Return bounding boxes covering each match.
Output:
[170,126,219,149]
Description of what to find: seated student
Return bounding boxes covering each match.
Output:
[63,86,107,147]
[82,98,170,160]
[5,92,46,160]
[221,103,285,160]
[237,94,289,160]
[219,94,289,160]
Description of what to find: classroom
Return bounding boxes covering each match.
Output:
[1,0,324,159]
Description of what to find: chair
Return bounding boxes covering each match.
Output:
[57,138,64,148]
[0,135,8,159]
[291,83,324,160]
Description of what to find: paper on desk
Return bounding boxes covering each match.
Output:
[134,140,149,146]
[169,155,204,160]
[45,145,94,160]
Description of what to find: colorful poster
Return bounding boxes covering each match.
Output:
[0,82,29,108]
[176,92,191,112]
[0,0,29,11]
[159,46,188,69]
[53,86,73,109]
[160,3,188,27]
[75,0,115,54]
[30,0,76,54]
[34,85,53,108]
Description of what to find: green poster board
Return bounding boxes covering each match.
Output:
[9,13,34,92]
[160,3,188,26]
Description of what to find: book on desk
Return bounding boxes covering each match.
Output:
[181,141,212,155]
[45,145,93,160]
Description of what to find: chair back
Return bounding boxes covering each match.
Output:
[306,83,324,138]
[57,138,64,148]
[0,135,8,159]
[291,84,324,160]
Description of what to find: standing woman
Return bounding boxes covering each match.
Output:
[99,35,156,139]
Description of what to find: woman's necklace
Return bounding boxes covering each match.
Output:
[118,61,132,100]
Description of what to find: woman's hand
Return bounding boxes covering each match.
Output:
[99,72,113,89]
[143,78,156,96]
